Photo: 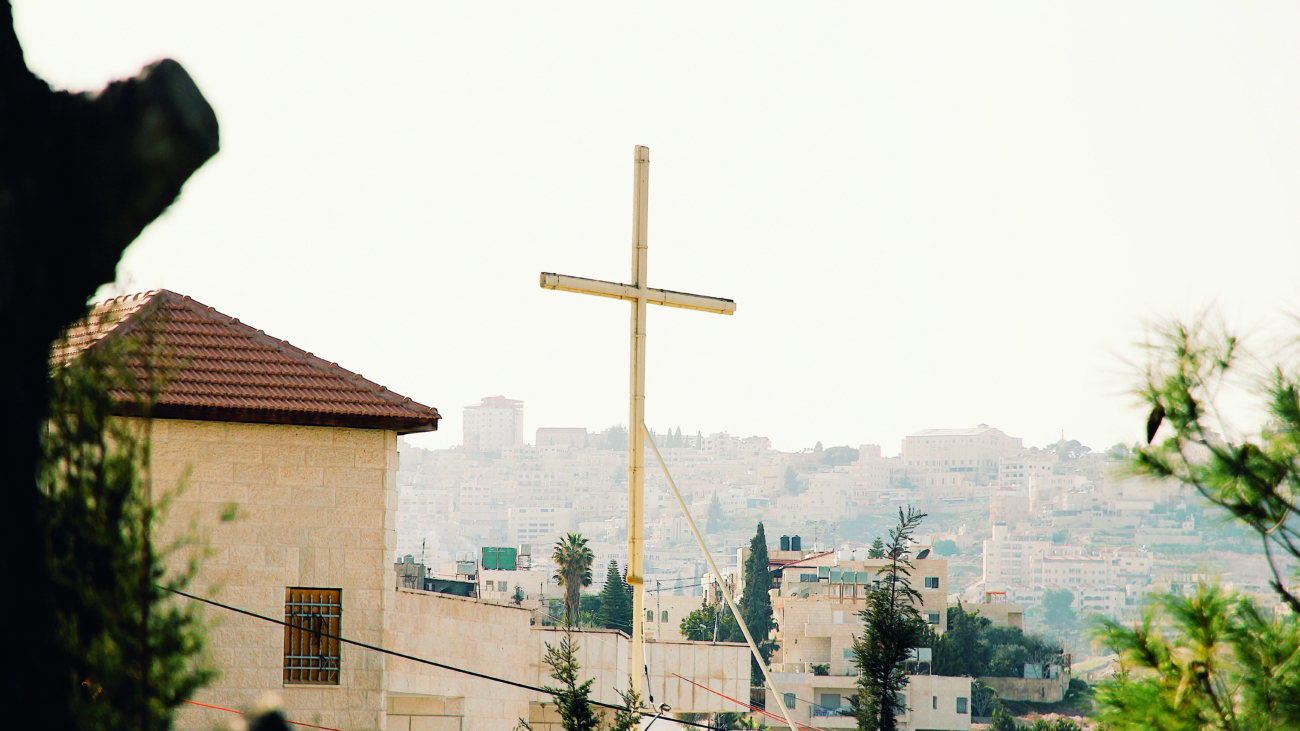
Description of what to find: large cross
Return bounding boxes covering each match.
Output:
[540,145,735,695]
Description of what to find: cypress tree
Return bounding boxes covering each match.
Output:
[733,522,778,686]
[596,560,632,634]
[868,536,885,559]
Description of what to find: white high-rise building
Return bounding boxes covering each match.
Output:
[462,395,524,451]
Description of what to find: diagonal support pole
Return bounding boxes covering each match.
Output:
[644,424,798,731]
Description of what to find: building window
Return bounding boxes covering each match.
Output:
[957,697,968,714]
[924,577,940,589]
[283,587,341,685]
[783,693,796,709]
[647,610,654,622]
[927,613,940,625]
[932,696,937,709]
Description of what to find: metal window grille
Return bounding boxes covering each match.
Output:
[283,587,341,685]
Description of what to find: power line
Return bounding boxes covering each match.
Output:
[167,587,721,729]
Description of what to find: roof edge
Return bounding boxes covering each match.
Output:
[112,402,439,435]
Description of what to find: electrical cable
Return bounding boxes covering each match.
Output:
[669,674,830,731]
[167,587,721,729]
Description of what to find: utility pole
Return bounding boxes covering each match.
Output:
[655,579,662,641]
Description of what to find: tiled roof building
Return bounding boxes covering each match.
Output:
[54,289,439,433]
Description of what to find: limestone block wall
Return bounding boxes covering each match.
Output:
[643,639,750,713]
[385,589,535,731]
[976,672,1069,703]
[530,628,630,706]
[144,418,398,731]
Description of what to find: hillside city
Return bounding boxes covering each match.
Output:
[397,395,1286,669]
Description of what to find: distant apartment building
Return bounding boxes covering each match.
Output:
[463,395,524,451]
[902,425,1024,483]
[767,549,969,730]
[701,432,769,459]
[507,506,575,549]
[984,523,1153,600]
[997,456,1054,487]
[982,524,1053,588]
[988,489,1031,523]
[536,427,588,447]
[850,444,900,504]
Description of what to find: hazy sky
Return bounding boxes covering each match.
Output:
[18,3,1300,454]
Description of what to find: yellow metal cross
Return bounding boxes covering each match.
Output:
[540,145,735,695]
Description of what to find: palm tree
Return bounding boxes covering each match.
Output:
[552,533,594,625]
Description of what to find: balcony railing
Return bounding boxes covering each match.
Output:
[811,707,852,717]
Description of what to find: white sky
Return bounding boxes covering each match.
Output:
[17,3,1300,454]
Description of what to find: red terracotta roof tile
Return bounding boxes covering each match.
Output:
[54,290,440,434]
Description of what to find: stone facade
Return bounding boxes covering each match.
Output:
[150,418,398,731]
[150,418,537,731]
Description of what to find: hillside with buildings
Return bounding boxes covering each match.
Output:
[399,400,1289,666]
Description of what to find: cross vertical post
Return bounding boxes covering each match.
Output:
[540,145,735,698]
[628,144,650,692]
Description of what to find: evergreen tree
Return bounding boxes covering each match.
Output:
[44,315,219,731]
[1041,588,1077,631]
[732,523,778,686]
[929,604,992,678]
[851,507,927,731]
[988,707,1018,731]
[596,560,632,633]
[1089,317,1300,729]
[518,626,645,731]
[868,536,885,559]
[679,600,737,642]
[706,494,722,533]
[538,629,601,731]
[783,466,799,495]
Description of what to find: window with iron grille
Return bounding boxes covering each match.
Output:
[283,587,341,685]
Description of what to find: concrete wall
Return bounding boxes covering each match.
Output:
[386,589,535,731]
[531,628,631,707]
[978,673,1070,703]
[643,639,751,713]
[526,632,749,728]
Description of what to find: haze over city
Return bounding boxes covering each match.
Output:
[16,2,1300,453]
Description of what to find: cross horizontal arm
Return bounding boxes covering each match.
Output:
[540,272,736,315]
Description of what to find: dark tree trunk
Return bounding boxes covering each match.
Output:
[0,2,217,726]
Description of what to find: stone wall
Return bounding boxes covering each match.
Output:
[386,590,535,731]
[147,418,398,731]
[978,672,1070,703]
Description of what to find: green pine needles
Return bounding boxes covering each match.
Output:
[43,310,216,731]
[851,507,927,731]
[596,560,633,633]
[518,626,646,731]
[1090,316,1300,729]
[740,523,778,687]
